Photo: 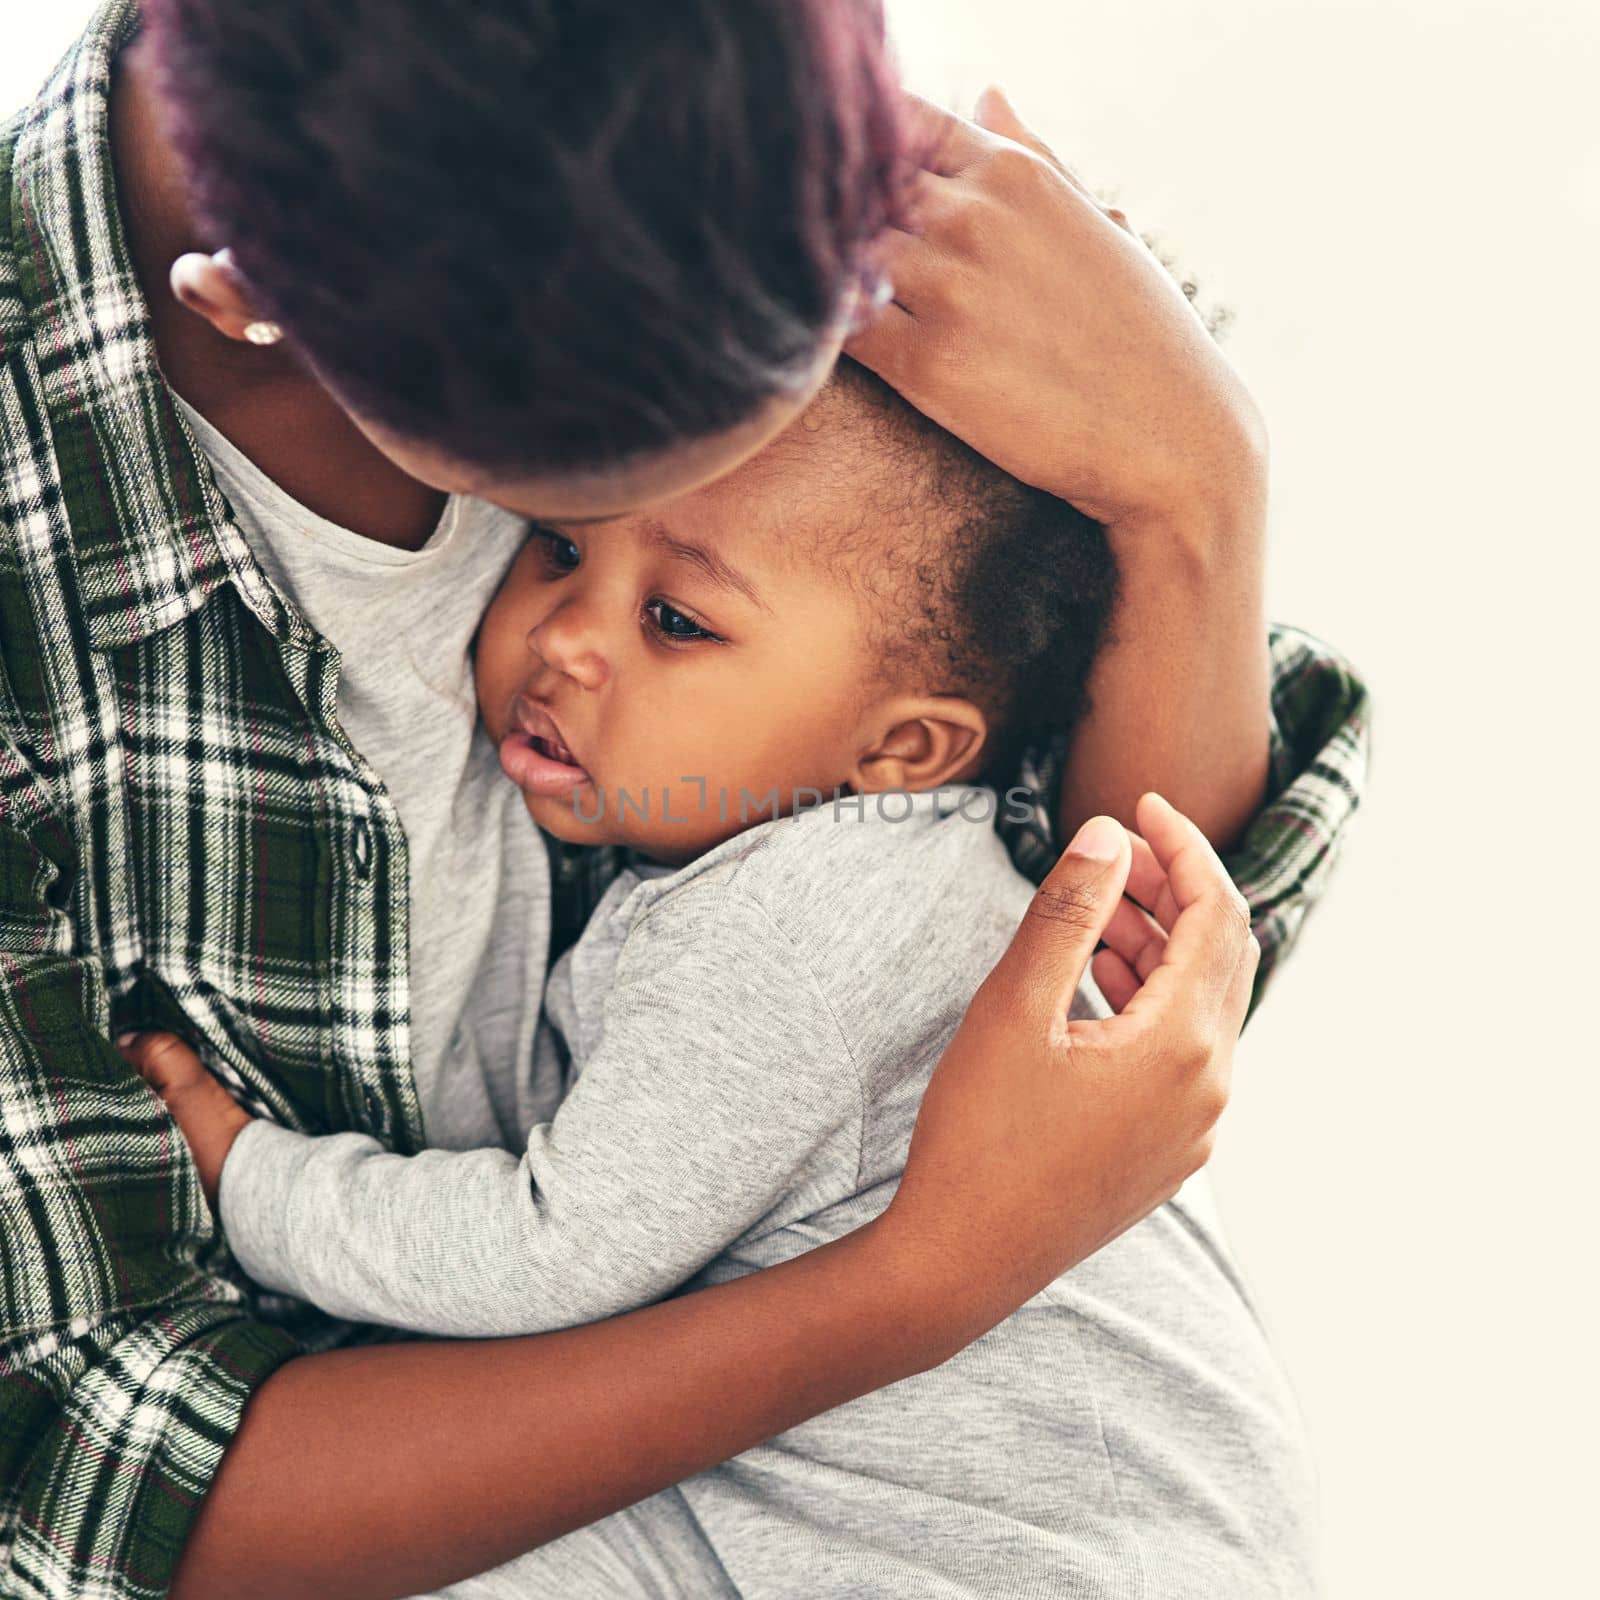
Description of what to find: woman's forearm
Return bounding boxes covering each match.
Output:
[170,1217,969,1600]
[1059,445,1273,854]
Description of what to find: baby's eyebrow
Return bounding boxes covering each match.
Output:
[641,519,770,612]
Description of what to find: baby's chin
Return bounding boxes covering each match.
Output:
[523,787,620,846]
[525,783,750,865]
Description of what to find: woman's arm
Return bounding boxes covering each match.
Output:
[167,797,1253,1600]
[1060,482,1271,853]
[170,1219,954,1600]
[849,91,1272,851]
[847,93,1369,1009]
[1010,80,1274,849]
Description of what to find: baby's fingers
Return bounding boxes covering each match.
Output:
[116,1031,206,1097]
[1099,894,1169,993]
[1091,946,1140,1014]
[1122,829,1180,933]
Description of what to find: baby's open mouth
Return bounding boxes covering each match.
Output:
[531,732,577,767]
[500,695,591,797]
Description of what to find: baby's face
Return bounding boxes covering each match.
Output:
[475,430,883,861]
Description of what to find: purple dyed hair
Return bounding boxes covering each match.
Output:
[144,0,911,475]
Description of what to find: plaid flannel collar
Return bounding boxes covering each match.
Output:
[8,0,308,655]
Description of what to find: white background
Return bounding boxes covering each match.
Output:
[5,4,1598,1596]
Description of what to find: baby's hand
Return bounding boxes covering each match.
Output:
[117,1032,253,1211]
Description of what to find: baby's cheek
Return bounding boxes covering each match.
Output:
[472,661,504,738]
[473,608,526,734]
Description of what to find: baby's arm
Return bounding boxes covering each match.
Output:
[138,884,861,1338]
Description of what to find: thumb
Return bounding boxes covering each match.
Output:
[982,816,1132,1023]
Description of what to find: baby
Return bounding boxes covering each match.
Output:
[144,365,1317,1597]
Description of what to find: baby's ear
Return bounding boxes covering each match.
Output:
[852,696,989,796]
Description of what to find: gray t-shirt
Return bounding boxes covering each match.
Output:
[175,398,549,1153]
[222,791,1320,1598]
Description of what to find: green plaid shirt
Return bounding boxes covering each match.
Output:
[0,6,1369,1596]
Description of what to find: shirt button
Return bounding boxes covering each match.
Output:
[351,816,373,879]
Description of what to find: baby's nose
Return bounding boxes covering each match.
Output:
[527,603,610,691]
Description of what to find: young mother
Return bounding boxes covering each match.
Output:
[0,2,1366,1598]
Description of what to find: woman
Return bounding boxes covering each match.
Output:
[0,3,1363,1597]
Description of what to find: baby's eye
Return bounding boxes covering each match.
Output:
[645,599,722,644]
[532,529,581,573]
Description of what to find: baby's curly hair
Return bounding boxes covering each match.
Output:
[798,363,1120,782]
[784,208,1236,782]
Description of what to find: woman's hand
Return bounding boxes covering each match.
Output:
[886,791,1258,1342]
[118,1032,253,1210]
[849,89,1266,531]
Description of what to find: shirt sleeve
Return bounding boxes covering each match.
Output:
[0,766,295,1600]
[220,883,865,1338]
[998,621,1370,1022]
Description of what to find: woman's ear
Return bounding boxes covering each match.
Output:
[168,248,283,345]
[851,696,990,795]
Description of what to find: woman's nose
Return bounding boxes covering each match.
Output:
[528,595,610,691]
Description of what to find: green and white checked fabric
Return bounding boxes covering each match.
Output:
[2,9,421,1595]
[0,5,1369,1597]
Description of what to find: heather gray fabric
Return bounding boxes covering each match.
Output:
[223,792,1320,1598]
[176,398,550,1153]
[419,1493,739,1600]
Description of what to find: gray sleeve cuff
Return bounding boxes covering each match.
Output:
[218,1118,323,1298]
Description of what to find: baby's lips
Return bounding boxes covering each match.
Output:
[509,692,583,766]
[498,729,592,796]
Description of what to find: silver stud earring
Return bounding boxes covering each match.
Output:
[243,320,284,347]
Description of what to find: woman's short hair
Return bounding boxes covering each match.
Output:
[146,0,910,476]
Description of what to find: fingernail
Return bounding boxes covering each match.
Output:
[1066,816,1123,862]
[116,1032,138,1048]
